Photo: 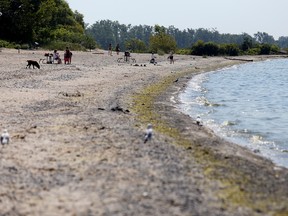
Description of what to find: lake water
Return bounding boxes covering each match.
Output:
[179,58,288,168]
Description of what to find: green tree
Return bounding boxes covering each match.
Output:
[82,35,98,51]
[129,25,153,46]
[277,36,288,48]
[241,34,253,51]
[125,38,147,53]
[149,25,177,53]
[86,20,120,49]
[74,10,85,29]
[0,0,87,47]
[0,0,40,43]
[254,32,275,44]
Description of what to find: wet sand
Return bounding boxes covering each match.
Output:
[0,49,287,215]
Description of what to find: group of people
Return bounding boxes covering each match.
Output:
[150,51,174,64]
[53,47,72,64]
[108,43,175,64]
[108,43,121,56]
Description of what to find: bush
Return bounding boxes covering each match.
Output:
[222,44,240,56]
[191,40,205,55]
[176,49,191,55]
[203,42,219,56]
[43,41,86,51]
[0,40,14,48]
[81,35,98,51]
[270,45,280,54]
[245,48,260,55]
[157,49,165,56]
[192,41,239,56]
[20,44,30,50]
[259,44,271,55]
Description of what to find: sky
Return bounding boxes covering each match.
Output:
[66,0,288,39]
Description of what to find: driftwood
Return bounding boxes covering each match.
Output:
[224,57,253,62]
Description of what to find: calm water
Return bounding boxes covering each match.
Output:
[179,59,288,168]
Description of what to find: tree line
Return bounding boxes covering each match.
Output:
[1,1,288,56]
[86,20,288,56]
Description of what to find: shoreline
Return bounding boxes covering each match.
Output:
[132,55,288,215]
[0,49,288,215]
[177,59,288,169]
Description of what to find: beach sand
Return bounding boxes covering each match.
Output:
[0,48,287,215]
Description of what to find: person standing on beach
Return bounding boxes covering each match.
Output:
[108,43,112,56]
[115,43,120,55]
[64,47,72,64]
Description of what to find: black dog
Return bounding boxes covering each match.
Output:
[26,60,40,69]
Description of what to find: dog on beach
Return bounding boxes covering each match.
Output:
[26,60,40,69]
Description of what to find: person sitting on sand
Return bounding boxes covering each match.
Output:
[150,52,157,64]
[53,50,61,64]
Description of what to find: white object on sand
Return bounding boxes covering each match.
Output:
[196,116,202,126]
[144,124,153,143]
[1,129,10,145]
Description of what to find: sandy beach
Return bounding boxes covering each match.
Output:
[0,48,287,216]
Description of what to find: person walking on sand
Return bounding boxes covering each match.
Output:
[108,43,112,56]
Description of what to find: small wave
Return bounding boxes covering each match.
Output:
[179,59,288,168]
[250,135,274,145]
[237,128,249,134]
[215,64,239,72]
[250,135,264,144]
[170,96,176,103]
[196,96,222,107]
[187,73,208,92]
[221,120,238,126]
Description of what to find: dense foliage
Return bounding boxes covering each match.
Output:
[86,20,288,55]
[86,20,153,52]
[0,0,96,50]
[1,1,288,56]
[149,25,177,53]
